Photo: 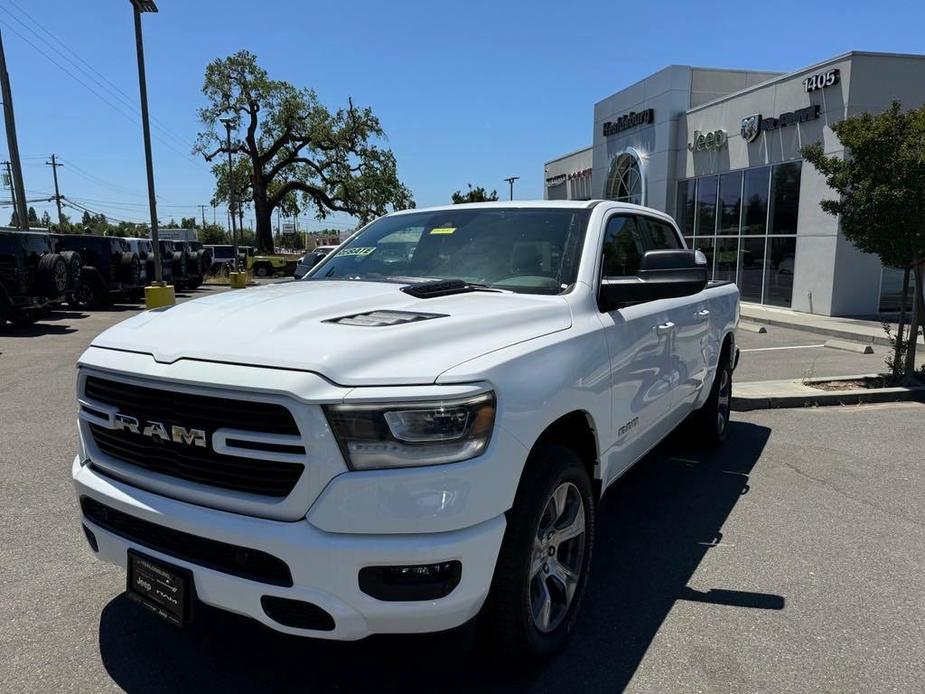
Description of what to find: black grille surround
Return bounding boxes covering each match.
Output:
[81,496,293,587]
[83,376,304,497]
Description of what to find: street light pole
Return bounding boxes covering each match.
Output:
[130,0,163,285]
[220,117,238,271]
[504,176,520,201]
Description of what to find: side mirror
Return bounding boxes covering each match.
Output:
[599,249,708,312]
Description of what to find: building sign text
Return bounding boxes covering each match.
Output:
[603,109,654,136]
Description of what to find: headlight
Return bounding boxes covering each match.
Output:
[324,392,495,470]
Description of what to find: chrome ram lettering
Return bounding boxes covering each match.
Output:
[112,413,207,448]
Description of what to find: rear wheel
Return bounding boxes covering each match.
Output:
[73,275,108,309]
[689,344,733,446]
[254,262,271,278]
[480,444,594,660]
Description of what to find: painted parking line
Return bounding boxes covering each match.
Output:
[740,344,827,353]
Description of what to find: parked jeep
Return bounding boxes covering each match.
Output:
[159,240,202,289]
[54,235,144,308]
[0,229,75,327]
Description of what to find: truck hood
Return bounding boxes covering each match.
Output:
[91,280,573,385]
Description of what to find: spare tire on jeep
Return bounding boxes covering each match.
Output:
[171,250,186,280]
[59,250,82,291]
[37,253,69,298]
[118,252,142,285]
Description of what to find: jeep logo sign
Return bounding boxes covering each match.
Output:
[113,413,207,448]
[687,129,728,152]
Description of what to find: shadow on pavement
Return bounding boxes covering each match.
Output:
[98,420,775,693]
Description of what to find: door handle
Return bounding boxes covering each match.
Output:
[695,309,710,320]
[656,321,675,335]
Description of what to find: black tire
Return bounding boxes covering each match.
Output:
[74,272,109,309]
[60,250,82,292]
[37,253,69,298]
[171,251,186,281]
[118,252,142,285]
[689,343,733,446]
[480,444,594,660]
[254,262,271,278]
[10,312,38,328]
[144,256,157,283]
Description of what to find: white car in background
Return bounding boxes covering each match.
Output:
[72,201,738,659]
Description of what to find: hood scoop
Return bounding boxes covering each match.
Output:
[325,310,447,327]
[401,279,477,298]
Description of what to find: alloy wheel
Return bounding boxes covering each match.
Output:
[529,482,586,633]
[716,366,731,435]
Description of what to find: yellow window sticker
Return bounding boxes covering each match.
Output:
[337,247,376,257]
[429,227,456,235]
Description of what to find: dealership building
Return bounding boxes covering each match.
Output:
[544,51,925,316]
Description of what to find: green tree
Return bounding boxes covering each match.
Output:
[195,50,413,253]
[40,210,51,228]
[198,223,228,245]
[451,184,499,204]
[802,100,925,382]
[180,217,198,229]
[27,206,38,226]
[8,210,18,227]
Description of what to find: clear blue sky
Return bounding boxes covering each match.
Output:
[1,0,922,230]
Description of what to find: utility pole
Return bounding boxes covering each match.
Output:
[130,0,163,285]
[45,154,64,228]
[504,176,520,201]
[2,160,17,225]
[199,204,207,230]
[0,30,28,230]
[220,117,238,270]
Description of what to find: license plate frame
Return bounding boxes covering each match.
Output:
[126,549,194,626]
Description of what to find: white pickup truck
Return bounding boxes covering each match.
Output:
[72,201,738,658]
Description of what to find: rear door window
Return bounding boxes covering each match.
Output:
[639,217,682,250]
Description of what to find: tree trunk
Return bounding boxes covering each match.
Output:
[893,267,910,380]
[250,169,274,253]
[902,260,925,384]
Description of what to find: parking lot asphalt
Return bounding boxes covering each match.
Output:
[734,322,924,383]
[2,291,924,693]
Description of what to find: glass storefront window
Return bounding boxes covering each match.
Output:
[764,236,797,307]
[879,266,915,313]
[769,162,801,235]
[675,180,696,236]
[696,175,718,236]
[718,172,742,236]
[738,237,767,303]
[742,166,770,235]
[715,238,738,284]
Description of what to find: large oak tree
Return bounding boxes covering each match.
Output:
[195,51,413,252]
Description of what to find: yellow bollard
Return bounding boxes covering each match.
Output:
[229,272,248,289]
[144,283,176,309]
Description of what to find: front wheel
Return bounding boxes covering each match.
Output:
[480,444,594,660]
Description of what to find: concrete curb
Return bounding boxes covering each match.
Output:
[732,374,925,411]
[738,322,768,334]
[824,339,874,354]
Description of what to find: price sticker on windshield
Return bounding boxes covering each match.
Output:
[429,227,456,235]
[337,247,376,257]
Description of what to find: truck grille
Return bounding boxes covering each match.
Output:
[84,376,304,497]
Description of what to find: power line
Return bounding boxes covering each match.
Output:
[0,13,200,167]
[3,0,194,154]
[61,196,146,225]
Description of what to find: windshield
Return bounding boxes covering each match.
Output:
[305,207,590,294]
[211,246,234,259]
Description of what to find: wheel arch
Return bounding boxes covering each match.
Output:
[526,410,601,495]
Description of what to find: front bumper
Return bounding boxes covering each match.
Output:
[73,457,506,640]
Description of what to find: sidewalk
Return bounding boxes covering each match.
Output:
[733,374,925,410]
[740,303,925,347]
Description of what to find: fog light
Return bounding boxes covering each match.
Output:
[359,561,462,601]
[82,524,98,552]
